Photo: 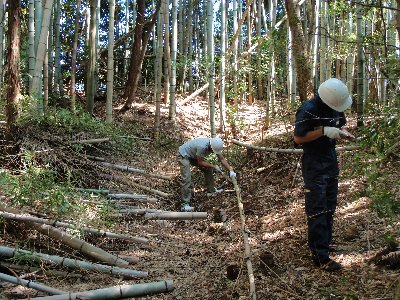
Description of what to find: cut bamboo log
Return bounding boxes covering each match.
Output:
[28,280,174,300]
[113,175,171,198]
[231,177,257,300]
[0,246,148,278]
[144,212,208,220]
[69,138,110,144]
[0,263,83,278]
[0,211,149,244]
[0,272,66,295]
[98,161,172,181]
[0,204,129,266]
[232,139,360,153]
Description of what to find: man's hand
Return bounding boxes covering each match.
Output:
[229,170,237,178]
[214,165,223,173]
[339,129,355,140]
[324,127,342,139]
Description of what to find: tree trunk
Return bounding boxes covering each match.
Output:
[285,0,313,102]
[169,0,178,119]
[86,0,97,115]
[122,0,161,112]
[207,0,215,136]
[106,0,115,123]
[70,0,81,113]
[5,0,20,150]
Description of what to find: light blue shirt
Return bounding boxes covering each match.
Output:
[178,138,212,159]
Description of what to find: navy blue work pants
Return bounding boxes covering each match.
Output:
[301,149,339,264]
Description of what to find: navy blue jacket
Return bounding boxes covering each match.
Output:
[294,95,346,154]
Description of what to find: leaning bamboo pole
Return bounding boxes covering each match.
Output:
[231,139,360,153]
[231,177,257,300]
[0,246,148,278]
[0,204,129,266]
[0,211,149,244]
[0,272,66,295]
[29,280,174,300]
[97,161,172,181]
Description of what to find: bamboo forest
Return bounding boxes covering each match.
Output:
[0,0,400,298]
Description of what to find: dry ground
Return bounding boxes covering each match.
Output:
[0,93,399,299]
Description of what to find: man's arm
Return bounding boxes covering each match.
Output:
[217,154,234,172]
[294,127,324,144]
[196,156,217,169]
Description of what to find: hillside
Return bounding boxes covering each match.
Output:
[0,94,399,300]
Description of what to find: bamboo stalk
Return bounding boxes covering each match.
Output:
[0,272,66,295]
[144,212,208,220]
[0,204,129,266]
[98,161,172,181]
[69,138,110,144]
[0,246,148,278]
[231,139,360,153]
[231,177,257,300]
[0,211,149,244]
[28,280,174,300]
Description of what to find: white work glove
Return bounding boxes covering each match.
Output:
[214,165,223,173]
[229,170,237,178]
[323,127,342,139]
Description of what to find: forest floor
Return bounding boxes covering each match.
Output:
[0,90,399,300]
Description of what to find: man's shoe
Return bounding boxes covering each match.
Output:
[316,259,342,272]
[181,203,194,212]
[206,188,224,197]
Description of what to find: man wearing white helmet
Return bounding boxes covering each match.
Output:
[294,78,355,272]
[177,136,237,211]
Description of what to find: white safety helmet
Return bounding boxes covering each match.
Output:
[318,78,352,112]
[210,136,224,154]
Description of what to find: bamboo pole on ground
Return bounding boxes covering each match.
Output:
[0,204,129,266]
[231,177,257,300]
[69,138,110,144]
[0,262,84,278]
[144,212,207,220]
[231,139,360,153]
[0,272,66,295]
[0,211,149,244]
[28,280,174,300]
[96,161,172,181]
[0,246,148,278]
[108,193,158,203]
[74,188,110,194]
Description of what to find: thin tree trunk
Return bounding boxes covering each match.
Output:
[356,3,364,126]
[154,1,164,142]
[219,0,227,132]
[86,0,97,115]
[5,0,20,148]
[169,0,178,119]
[207,0,215,136]
[122,0,161,112]
[285,0,313,102]
[106,0,115,123]
[163,0,171,104]
[71,0,81,113]
[28,0,35,92]
[54,0,62,96]
[0,0,4,89]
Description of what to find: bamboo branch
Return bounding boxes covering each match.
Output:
[69,138,110,144]
[0,246,148,278]
[0,211,149,244]
[97,161,172,181]
[29,280,174,300]
[231,177,257,300]
[0,272,67,295]
[231,139,360,153]
[0,204,129,266]
[112,175,171,198]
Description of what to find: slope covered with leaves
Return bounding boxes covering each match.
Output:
[0,95,399,299]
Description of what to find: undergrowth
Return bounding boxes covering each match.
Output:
[351,108,400,220]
